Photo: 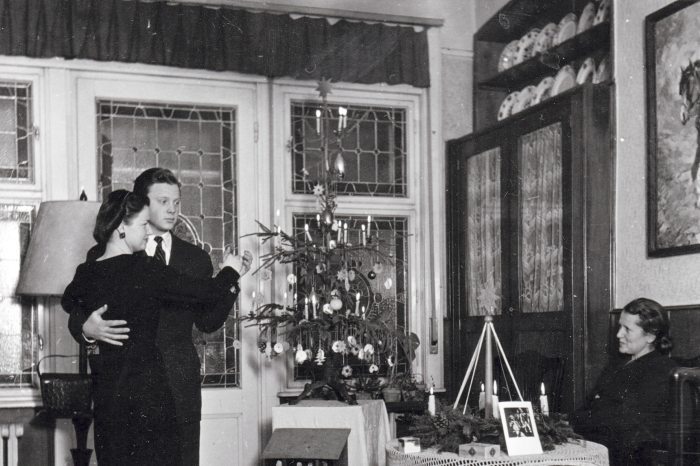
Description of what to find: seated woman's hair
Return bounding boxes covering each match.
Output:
[93,190,149,244]
[622,297,673,354]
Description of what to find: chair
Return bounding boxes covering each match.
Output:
[666,367,700,466]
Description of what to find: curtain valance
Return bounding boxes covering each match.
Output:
[0,0,430,87]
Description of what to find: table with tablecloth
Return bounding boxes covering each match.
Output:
[272,399,391,466]
[386,439,609,466]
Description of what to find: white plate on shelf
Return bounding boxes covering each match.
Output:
[497,91,519,121]
[534,23,558,54]
[552,65,576,96]
[594,0,611,25]
[512,85,537,114]
[514,28,540,65]
[593,56,610,83]
[558,12,577,28]
[576,57,596,84]
[577,2,596,33]
[532,77,555,105]
[554,18,577,46]
[498,40,519,72]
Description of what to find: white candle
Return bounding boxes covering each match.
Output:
[251,291,256,315]
[337,108,342,132]
[367,215,371,236]
[316,214,320,228]
[355,292,360,316]
[343,222,348,243]
[304,297,309,320]
[337,221,342,243]
[479,382,485,411]
[492,380,500,419]
[283,292,288,308]
[304,223,312,242]
[539,382,549,416]
[428,386,436,416]
[361,224,366,246]
[315,109,321,134]
[311,294,318,319]
[361,305,365,320]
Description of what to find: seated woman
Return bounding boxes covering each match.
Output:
[573,297,678,466]
[63,190,250,466]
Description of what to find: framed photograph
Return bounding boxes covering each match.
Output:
[498,401,542,456]
[646,0,700,256]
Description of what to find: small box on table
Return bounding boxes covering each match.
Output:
[458,442,501,459]
[398,436,421,453]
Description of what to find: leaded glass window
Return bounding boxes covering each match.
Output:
[291,102,407,197]
[0,83,33,182]
[97,100,240,387]
[0,204,37,386]
[290,213,409,379]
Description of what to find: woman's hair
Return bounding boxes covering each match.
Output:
[622,297,673,354]
[93,190,149,245]
[133,167,181,198]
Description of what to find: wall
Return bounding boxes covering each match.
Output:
[613,0,700,308]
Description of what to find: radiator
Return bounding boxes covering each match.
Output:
[0,424,23,466]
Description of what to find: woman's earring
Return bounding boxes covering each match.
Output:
[119,231,125,239]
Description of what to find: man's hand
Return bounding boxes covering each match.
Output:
[81,305,130,346]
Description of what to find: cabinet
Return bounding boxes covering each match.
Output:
[445,83,613,414]
[473,0,611,130]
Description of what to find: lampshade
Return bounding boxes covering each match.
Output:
[15,201,100,296]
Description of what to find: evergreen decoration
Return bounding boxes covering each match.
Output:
[239,78,419,405]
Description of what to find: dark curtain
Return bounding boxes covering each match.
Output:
[0,0,430,87]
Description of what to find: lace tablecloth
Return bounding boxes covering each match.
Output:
[272,399,391,466]
[386,440,609,466]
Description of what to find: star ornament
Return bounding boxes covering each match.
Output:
[316,78,333,99]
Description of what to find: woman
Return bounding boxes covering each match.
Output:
[573,297,678,465]
[63,190,249,465]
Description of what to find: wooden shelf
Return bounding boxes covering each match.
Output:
[475,0,572,42]
[478,22,610,91]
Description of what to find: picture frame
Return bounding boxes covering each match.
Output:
[498,401,542,456]
[646,0,700,256]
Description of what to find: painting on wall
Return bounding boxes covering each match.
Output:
[646,0,700,256]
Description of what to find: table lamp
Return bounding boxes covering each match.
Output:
[15,199,100,466]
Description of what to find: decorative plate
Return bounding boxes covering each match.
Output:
[497,91,519,121]
[534,23,558,54]
[594,0,611,25]
[554,18,577,46]
[498,40,519,72]
[577,2,596,34]
[551,65,576,96]
[514,28,540,65]
[576,57,596,84]
[532,77,555,105]
[512,85,537,114]
[593,56,610,84]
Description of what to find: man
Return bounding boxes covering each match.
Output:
[64,167,252,465]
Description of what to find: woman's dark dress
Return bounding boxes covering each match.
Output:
[573,351,678,465]
[63,254,238,466]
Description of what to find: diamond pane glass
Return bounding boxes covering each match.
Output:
[291,102,407,197]
[0,204,36,387]
[97,100,240,387]
[290,214,409,379]
[0,83,33,182]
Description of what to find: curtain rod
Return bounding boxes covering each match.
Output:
[163,0,445,27]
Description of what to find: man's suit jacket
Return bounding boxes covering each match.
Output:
[64,235,236,425]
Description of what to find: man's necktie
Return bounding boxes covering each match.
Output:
[153,236,167,265]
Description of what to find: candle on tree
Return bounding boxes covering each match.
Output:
[355,292,360,316]
[367,215,372,236]
[539,382,549,416]
[315,109,321,134]
[361,224,366,246]
[343,222,348,244]
[304,223,312,242]
[304,297,309,320]
[479,382,485,411]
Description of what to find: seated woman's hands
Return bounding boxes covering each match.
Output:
[221,248,252,276]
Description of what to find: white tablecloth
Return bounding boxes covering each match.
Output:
[386,440,609,466]
[272,399,391,466]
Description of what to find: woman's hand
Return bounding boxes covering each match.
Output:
[221,249,252,276]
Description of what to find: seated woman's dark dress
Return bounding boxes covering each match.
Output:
[573,351,678,465]
[63,254,238,466]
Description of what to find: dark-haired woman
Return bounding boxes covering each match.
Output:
[573,298,678,466]
[62,190,250,466]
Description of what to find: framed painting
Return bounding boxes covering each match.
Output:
[646,0,700,256]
